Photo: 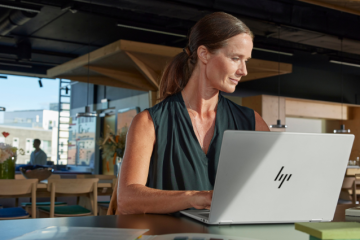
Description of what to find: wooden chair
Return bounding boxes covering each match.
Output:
[0,179,38,219]
[352,174,360,204]
[38,178,98,218]
[107,178,118,215]
[77,175,116,209]
[98,178,118,215]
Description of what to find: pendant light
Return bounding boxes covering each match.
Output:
[334,37,350,133]
[0,107,5,111]
[76,8,97,118]
[270,26,287,129]
[99,85,115,117]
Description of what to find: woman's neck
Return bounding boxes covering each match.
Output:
[181,68,219,118]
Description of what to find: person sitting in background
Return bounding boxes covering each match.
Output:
[29,139,47,165]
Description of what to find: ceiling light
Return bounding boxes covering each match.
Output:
[76,106,97,117]
[333,38,350,134]
[270,27,287,129]
[330,60,360,68]
[334,124,350,133]
[116,23,186,38]
[0,61,32,68]
[270,119,287,129]
[0,2,41,13]
[0,107,5,111]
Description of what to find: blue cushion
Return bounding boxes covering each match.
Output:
[0,207,29,218]
[21,202,66,207]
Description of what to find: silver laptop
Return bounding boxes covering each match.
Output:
[180,131,354,225]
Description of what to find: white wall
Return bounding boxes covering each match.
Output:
[285,117,324,133]
[43,110,59,130]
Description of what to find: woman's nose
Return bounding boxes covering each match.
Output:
[236,62,247,76]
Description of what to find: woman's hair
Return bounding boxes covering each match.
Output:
[159,12,253,100]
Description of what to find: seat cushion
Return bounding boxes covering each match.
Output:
[21,202,66,207]
[0,207,29,218]
[38,205,91,215]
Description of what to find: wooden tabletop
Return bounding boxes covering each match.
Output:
[1,204,359,240]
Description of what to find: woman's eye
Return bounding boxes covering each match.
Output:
[232,58,240,61]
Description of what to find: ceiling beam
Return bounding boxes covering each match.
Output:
[299,0,360,16]
[86,65,156,91]
[125,51,159,89]
[61,75,146,91]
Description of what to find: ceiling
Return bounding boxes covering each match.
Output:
[0,0,359,77]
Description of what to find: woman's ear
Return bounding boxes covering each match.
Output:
[197,45,209,64]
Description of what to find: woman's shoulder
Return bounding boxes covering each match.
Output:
[147,92,180,115]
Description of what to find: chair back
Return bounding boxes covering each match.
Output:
[48,174,61,179]
[47,179,98,194]
[107,177,118,215]
[0,179,37,196]
[0,179,37,218]
[47,179,99,217]
[15,174,25,179]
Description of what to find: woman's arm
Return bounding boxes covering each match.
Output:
[117,110,212,214]
[254,111,270,131]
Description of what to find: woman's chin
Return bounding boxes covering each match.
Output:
[220,85,237,94]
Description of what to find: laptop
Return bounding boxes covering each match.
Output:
[180,131,354,225]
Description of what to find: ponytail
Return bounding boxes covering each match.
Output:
[159,46,195,100]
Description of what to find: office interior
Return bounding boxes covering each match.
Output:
[0,1,360,239]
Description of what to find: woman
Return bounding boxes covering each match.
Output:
[116,12,270,214]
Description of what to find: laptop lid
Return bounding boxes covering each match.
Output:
[208,131,354,224]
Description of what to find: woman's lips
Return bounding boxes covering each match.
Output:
[229,78,239,85]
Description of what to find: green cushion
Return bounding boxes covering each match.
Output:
[38,205,91,215]
[21,202,66,207]
[97,201,110,204]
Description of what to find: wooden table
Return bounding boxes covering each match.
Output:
[1,204,358,240]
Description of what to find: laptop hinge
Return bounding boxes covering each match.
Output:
[310,219,323,222]
[219,220,233,225]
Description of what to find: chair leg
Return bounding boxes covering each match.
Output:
[15,198,19,207]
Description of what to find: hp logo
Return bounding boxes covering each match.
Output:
[274,166,292,189]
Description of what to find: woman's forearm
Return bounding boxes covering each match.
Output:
[117,184,201,214]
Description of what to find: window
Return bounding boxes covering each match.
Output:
[42,140,52,158]
[12,138,19,148]
[25,138,33,155]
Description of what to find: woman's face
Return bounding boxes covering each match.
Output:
[204,33,253,93]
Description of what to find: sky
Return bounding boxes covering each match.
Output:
[0,75,59,123]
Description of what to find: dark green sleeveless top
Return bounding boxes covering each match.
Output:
[146,92,255,191]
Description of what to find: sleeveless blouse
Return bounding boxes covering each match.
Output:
[146,92,255,191]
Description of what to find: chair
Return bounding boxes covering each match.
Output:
[76,175,116,210]
[38,178,98,218]
[21,201,67,218]
[0,179,38,219]
[98,178,118,215]
[352,173,360,204]
[107,178,118,215]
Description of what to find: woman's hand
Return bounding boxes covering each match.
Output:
[189,190,213,210]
